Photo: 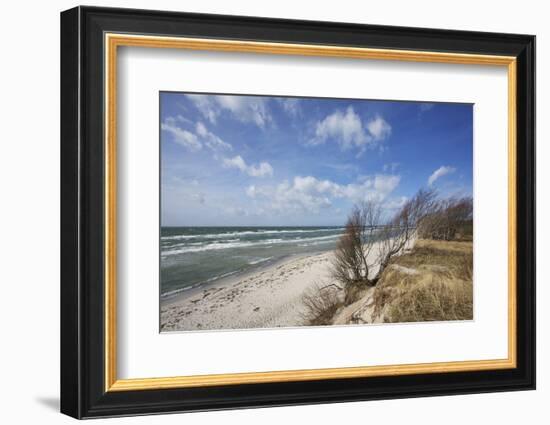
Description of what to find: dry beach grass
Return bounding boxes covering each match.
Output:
[327,239,474,325]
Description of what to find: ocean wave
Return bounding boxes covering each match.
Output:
[248,256,273,265]
[161,270,240,299]
[299,241,332,247]
[161,234,341,256]
[161,227,344,241]
[162,239,283,256]
[161,282,203,299]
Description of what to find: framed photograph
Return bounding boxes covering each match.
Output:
[60,6,535,419]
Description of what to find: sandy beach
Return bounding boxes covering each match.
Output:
[161,251,334,331]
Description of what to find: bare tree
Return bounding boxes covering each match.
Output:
[375,188,438,282]
[331,188,438,296]
[418,196,473,240]
[331,201,381,299]
[443,197,473,239]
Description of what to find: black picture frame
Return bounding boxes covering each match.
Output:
[61,5,535,419]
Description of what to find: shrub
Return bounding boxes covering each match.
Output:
[301,284,343,326]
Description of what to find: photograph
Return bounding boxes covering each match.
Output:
[159,92,474,332]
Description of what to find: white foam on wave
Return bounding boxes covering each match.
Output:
[162,234,341,256]
[248,256,273,265]
[161,227,344,241]
[161,270,240,299]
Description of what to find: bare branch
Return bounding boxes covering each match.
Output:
[318,283,344,291]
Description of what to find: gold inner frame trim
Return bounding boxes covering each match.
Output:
[104,33,518,392]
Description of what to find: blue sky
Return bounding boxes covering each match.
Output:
[161,92,472,226]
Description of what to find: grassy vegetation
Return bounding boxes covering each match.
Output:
[301,239,473,326]
[301,284,344,326]
[373,239,473,323]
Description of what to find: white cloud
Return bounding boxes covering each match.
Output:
[385,196,409,210]
[367,115,392,140]
[174,114,193,125]
[373,174,400,193]
[223,155,247,171]
[223,155,274,178]
[219,95,272,128]
[195,122,232,152]
[383,162,400,173]
[186,94,272,129]
[419,103,435,113]
[161,118,232,153]
[162,117,271,179]
[273,179,332,213]
[247,174,400,215]
[184,95,220,124]
[246,184,271,198]
[246,185,257,198]
[310,107,391,152]
[248,162,274,177]
[161,117,202,152]
[277,98,301,117]
[428,165,456,186]
[311,106,366,149]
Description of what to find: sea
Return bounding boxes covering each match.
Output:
[160,226,345,300]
